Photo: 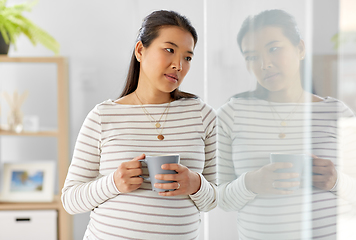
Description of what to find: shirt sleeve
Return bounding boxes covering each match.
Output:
[217,102,257,212]
[61,106,120,215]
[189,102,217,212]
[333,106,356,208]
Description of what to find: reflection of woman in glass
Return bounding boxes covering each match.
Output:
[62,10,217,240]
[217,9,356,239]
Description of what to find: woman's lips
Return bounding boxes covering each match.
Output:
[264,73,280,81]
[165,74,178,83]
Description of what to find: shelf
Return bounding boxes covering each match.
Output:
[0,56,66,64]
[0,56,72,240]
[0,195,62,210]
[0,129,58,137]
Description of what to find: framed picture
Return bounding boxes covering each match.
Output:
[0,161,55,202]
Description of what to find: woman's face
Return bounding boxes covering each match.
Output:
[241,26,305,93]
[135,26,195,95]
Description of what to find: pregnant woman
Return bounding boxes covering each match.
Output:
[62,10,217,240]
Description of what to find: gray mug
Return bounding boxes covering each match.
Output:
[270,153,309,190]
[139,154,180,192]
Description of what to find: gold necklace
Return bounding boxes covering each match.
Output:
[268,91,304,139]
[135,91,171,140]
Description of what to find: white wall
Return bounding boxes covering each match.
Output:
[312,0,339,55]
[1,0,347,239]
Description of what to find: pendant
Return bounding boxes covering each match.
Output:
[279,133,286,139]
[280,121,287,126]
[157,134,164,140]
[155,122,161,128]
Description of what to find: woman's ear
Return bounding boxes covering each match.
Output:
[135,41,144,62]
[298,39,306,60]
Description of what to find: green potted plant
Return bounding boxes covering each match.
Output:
[331,32,356,50]
[0,0,59,55]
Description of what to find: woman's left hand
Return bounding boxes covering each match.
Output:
[154,164,201,196]
[312,154,337,190]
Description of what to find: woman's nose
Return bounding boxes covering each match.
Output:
[171,56,182,71]
[260,55,272,70]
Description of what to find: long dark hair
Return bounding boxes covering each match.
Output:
[234,9,303,100]
[119,10,198,100]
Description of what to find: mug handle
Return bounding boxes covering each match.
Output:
[138,159,150,181]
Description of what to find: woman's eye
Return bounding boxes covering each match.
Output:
[165,48,174,53]
[245,56,258,61]
[185,56,192,62]
[270,47,278,52]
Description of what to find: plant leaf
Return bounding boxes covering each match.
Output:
[0,0,59,54]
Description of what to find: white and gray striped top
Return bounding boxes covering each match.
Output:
[61,98,217,240]
[217,96,356,240]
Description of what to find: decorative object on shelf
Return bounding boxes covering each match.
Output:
[3,90,28,133]
[0,0,60,55]
[23,115,40,132]
[0,161,55,202]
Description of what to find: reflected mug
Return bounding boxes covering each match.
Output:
[270,153,308,190]
[139,154,180,192]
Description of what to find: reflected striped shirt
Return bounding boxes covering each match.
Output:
[217,96,356,240]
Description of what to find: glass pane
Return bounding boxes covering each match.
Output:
[210,1,356,239]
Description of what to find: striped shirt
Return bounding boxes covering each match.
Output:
[61,98,217,240]
[217,96,356,240]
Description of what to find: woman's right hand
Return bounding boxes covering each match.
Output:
[245,162,300,195]
[113,154,145,193]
